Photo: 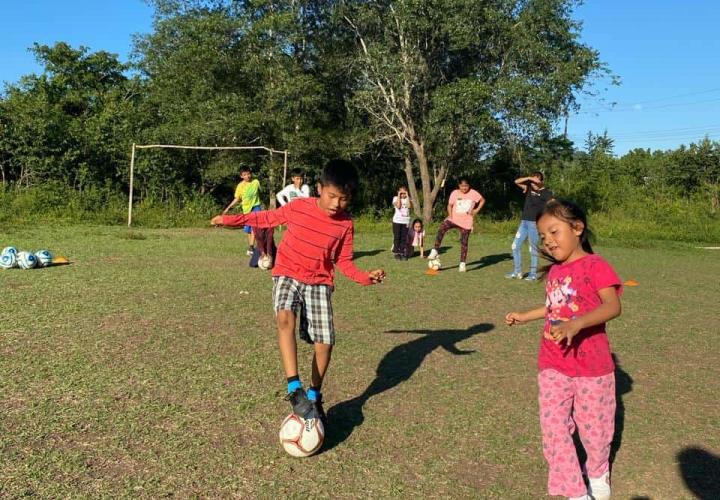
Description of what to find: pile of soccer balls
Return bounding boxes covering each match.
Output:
[0,246,53,270]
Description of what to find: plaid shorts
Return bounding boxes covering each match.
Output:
[272,276,335,345]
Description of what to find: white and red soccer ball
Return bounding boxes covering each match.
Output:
[258,254,273,270]
[278,413,324,457]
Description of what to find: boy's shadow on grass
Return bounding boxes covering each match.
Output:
[443,252,512,271]
[574,353,633,467]
[354,249,385,258]
[323,323,494,452]
[677,447,720,499]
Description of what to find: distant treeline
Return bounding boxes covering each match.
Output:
[0,1,718,242]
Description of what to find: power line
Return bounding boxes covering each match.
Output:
[577,96,720,114]
[576,86,720,114]
[611,133,720,143]
[567,132,720,143]
[620,86,720,106]
[567,125,720,140]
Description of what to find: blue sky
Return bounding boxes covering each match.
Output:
[2,0,719,155]
[1,1,153,82]
[568,0,720,154]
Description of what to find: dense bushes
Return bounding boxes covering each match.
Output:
[2,179,717,245]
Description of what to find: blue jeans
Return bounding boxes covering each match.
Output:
[511,220,539,275]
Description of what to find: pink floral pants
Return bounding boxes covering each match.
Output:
[538,369,616,497]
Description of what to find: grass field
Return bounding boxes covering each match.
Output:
[1,224,719,498]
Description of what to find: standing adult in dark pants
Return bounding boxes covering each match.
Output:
[506,171,553,281]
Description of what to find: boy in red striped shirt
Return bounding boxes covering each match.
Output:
[211,160,385,424]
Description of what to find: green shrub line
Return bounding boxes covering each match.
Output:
[1,185,718,246]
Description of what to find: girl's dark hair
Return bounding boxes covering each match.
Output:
[536,199,594,257]
[411,218,423,228]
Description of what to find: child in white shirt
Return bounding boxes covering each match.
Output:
[276,168,310,206]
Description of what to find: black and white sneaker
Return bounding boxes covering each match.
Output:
[284,388,320,420]
[284,388,313,418]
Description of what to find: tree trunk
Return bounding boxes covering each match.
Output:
[410,142,432,224]
[403,155,421,220]
[408,140,448,225]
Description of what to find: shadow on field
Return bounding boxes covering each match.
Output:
[677,447,720,499]
[610,354,633,465]
[573,353,633,468]
[354,249,385,258]
[322,323,494,452]
[441,252,512,271]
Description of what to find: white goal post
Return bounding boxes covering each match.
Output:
[127,143,289,227]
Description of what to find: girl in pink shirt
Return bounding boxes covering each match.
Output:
[426,179,485,272]
[505,200,622,500]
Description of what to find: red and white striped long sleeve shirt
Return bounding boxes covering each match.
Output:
[221,197,372,286]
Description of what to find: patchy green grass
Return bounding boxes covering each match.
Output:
[0,224,718,498]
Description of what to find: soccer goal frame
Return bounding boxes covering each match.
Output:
[127,143,289,227]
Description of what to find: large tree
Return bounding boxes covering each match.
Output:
[134,0,340,202]
[334,0,606,222]
[0,43,135,189]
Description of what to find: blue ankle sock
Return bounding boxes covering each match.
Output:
[287,378,302,394]
[307,387,321,402]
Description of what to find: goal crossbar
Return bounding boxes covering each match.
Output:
[127,143,289,227]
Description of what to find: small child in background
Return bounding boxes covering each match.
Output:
[407,218,425,258]
[505,199,622,500]
[276,167,310,206]
[391,186,412,260]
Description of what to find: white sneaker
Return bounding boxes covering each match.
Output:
[588,472,611,500]
[458,262,466,272]
[427,248,439,260]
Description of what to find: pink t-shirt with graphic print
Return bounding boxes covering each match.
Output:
[447,189,483,230]
[538,254,623,377]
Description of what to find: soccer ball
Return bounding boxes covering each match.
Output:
[0,252,17,269]
[428,257,441,271]
[2,246,17,257]
[17,251,38,269]
[258,254,272,270]
[278,413,324,457]
[35,250,53,267]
